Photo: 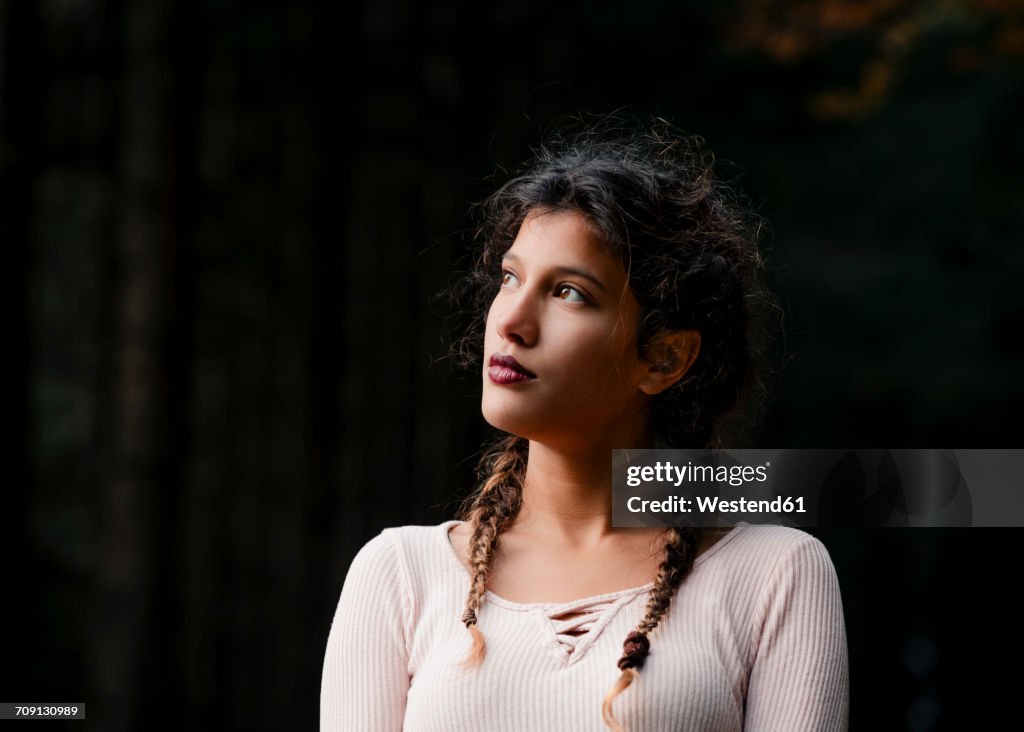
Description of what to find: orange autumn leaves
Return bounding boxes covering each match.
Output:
[725,0,1024,120]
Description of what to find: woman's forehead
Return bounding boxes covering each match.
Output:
[508,210,622,272]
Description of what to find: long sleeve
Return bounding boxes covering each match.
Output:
[743,533,849,731]
[321,531,412,731]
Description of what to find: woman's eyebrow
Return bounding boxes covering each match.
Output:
[502,251,608,293]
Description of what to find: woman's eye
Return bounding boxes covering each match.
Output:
[556,285,586,303]
[501,270,520,287]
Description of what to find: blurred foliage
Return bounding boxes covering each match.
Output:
[727,0,1024,119]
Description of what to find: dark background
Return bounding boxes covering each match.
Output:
[4,0,1023,729]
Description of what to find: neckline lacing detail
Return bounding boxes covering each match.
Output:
[546,597,619,654]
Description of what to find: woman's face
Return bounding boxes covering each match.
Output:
[481,209,655,451]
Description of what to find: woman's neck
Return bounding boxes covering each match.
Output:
[512,438,651,550]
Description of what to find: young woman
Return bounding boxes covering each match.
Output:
[321,118,849,731]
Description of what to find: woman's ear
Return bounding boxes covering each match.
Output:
[639,330,701,395]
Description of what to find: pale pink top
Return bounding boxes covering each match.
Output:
[321,520,848,731]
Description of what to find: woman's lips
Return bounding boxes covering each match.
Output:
[488,354,536,384]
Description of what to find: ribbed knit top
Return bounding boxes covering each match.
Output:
[320,520,848,731]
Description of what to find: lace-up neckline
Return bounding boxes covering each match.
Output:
[440,520,743,663]
[477,584,653,664]
[546,597,619,654]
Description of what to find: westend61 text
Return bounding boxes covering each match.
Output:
[627,495,807,514]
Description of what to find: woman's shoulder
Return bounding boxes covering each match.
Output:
[351,520,455,557]
[728,522,831,549]
[377,520,457,543]
[708,522,840,580]
[346,520,464,584]
[701,524,844,630]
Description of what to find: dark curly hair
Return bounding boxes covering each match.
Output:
[446,115,777,732]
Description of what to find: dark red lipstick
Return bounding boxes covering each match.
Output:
[488,354,536,384]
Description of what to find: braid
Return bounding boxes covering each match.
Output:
[602,526,700,731]
[637,527,699,636]
[456,434,527,667]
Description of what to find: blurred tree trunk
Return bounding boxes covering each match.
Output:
[293,0,361,722]
[0,0,42,697]
[92,0,195,728]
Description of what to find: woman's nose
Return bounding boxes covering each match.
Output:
[495,291,538,346]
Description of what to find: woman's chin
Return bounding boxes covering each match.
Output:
[480,402,539,439]
[480,411,521,435]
